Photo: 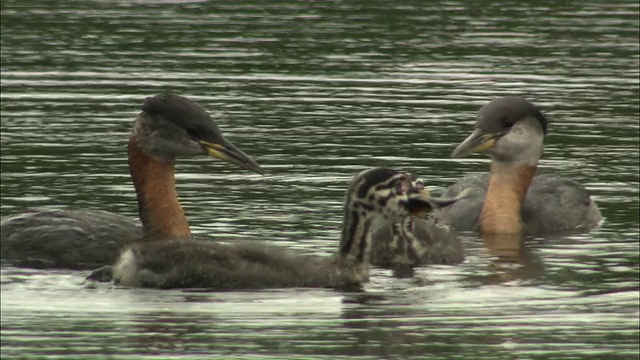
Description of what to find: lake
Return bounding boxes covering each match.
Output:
[1,0,638,358]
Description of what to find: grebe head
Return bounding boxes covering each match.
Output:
[451,97,548,166]
[133,93,263,174]
[345,167,458,221]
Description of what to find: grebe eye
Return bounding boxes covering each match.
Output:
[502,117,515,128]
[395,179,412,194]
[186,128,200,140]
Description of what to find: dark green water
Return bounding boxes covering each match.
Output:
[1,0,638,358]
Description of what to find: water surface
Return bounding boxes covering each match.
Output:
[1,0,639,358]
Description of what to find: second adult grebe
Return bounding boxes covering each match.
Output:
[439,97,602,235]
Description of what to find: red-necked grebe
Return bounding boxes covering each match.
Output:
[1,93,263,269]
[439,97,602,235]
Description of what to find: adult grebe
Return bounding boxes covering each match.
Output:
[1,93,263,269]
[439,97,602,235]
[88,167,466,290]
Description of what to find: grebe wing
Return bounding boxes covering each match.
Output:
[522,174,602,234]
[439,173,489,232]
[1,209,141,269]
[371,215,464,266]
[108,239,335,290]
[412,213,465,264]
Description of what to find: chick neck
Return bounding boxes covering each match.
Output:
[335,203,377,286]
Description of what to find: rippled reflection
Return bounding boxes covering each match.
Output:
[1,0,639,358]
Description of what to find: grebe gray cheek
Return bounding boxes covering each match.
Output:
[439,97,602,235]
[1,93,263,270]
[89,167,465,290]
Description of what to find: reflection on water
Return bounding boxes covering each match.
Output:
[1,0,639,358]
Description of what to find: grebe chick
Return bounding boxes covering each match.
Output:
[371,178,465,269]
[1,93,263,270]
[89,167,465,290]
[439,97,602,235]
[371,216,464,269]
